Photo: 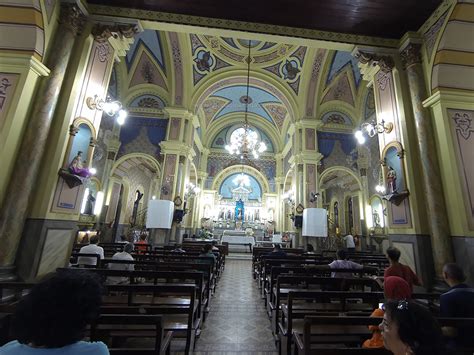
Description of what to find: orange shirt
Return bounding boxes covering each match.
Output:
[362,308,384,348]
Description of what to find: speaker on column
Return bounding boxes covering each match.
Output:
[294,215,303,228]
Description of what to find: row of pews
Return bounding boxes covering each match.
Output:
[0,241,226,354]
[252,247,474,355]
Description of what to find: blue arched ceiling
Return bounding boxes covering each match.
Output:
[210,85,282,125]
[126,30,165,71]
[327,51,362,87]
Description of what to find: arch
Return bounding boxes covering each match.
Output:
[111,153,161,178]
[430,2,474,93]
[318,166,362,191]
[212,165,270,195]
[203,112,283,152]
[191,69,299,123]
[123,85,170,109]
[381,140,404,159]
[318,101,358,127]
[72,117,97,139]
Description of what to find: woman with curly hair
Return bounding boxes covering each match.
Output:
[380,300,445,355]
[0,270,108,354]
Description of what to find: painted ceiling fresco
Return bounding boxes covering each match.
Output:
[116,28,368,151]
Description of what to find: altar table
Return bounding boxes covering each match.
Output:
[221,234,256,252]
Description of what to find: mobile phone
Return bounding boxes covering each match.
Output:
[378,302,384,309]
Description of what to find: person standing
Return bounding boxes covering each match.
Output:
[77,235,104,267]
[343,233,356,252]
[384,247,421,292]
[440,263,474,348]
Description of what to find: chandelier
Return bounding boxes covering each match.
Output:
[355,117,393,144]
[225,41,267,159]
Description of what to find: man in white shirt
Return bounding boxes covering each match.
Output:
[108,243,135,284]
[328,249,363,278]
[77,235,104,266]
[343,234,356,252]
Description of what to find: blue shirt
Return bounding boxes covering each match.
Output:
[0,341,109,355]
[440,283,474,347]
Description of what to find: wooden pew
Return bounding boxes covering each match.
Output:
[0,313,11,346]
[103,284,198,354]
[271,276,382,336]
[60,268,208,322]
[293,316,474,355]
[99,259,215,316]
[90,314,173,355]
[70,252,101,267]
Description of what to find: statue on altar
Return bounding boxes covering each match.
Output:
[235,198,244,221]
[69,151,91,178]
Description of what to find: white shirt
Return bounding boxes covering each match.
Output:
[108,252,134,284]
[343,234,355,248]
[77,244,104,266]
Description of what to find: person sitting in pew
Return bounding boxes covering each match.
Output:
[135,232,148,254]
[441,263,474,348]
[363,276,412,348]
[199,244,216,262]
[304,243,315,255]
[266,244,287,257]
[171,243,186,253]
[328,249,363,278]
[0,271,108,354]
[384,246,421,292]
[107,242,135,284]
[77,235,104,266]
[380,300,445,355]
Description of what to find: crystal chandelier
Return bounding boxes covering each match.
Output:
[225,41,267,159]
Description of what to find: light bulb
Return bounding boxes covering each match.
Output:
[89,167,97,175]
[116,110,127,125]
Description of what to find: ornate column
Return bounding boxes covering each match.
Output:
[0,4,85,279]
[400,42,453,275]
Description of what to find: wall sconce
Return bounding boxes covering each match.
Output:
[375,184,386,194]
[309,192,320,203]
[86,95,128,125]
[283,190,295,207]
[355,118,393,144]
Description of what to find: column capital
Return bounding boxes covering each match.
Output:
[69,124,79,136]
[89,137,98,147]
[106,137,121,154]
[164,107,193,119]
[91,23,141,43]
[59,3,86,36]
[400,43,422,69]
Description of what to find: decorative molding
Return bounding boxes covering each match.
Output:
[59,3,86,35]
[353,49,395,73]
[89,5,399,48]
[91,23,140,43]
[400,43,422,69]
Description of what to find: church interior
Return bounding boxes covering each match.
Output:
[0,0,473,354]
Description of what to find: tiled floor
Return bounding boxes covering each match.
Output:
[174,259,278,354]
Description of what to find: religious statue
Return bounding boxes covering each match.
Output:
[218,208,225,220]
[84,190,95,215]
[387,166,397,193]
[68,151,91,178]
[131,190,144,226]
[226,209,232,220]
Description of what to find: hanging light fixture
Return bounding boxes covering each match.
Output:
[225,40,267,160]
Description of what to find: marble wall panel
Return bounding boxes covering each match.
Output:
[37,228,73,278]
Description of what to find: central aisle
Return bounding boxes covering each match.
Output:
[194,258,278,354]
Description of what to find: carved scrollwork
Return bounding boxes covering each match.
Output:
[59,3,86,35]
[400,43,422,69]
[92,23,140,43]
[353,50,395,73]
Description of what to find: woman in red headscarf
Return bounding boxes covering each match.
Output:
[362,276,412,348]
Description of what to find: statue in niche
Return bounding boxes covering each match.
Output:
[218,208,225,220]
[387,166,397,193]
[69,151,91,178]
[255,209,260,221]
[84,191,96,215]
[226,209,232,220]
[131,190,144,226]
[373,211,381,227]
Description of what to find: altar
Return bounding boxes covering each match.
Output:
[221,230,255,252]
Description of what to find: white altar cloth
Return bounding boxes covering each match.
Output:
[221,235,255,246]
